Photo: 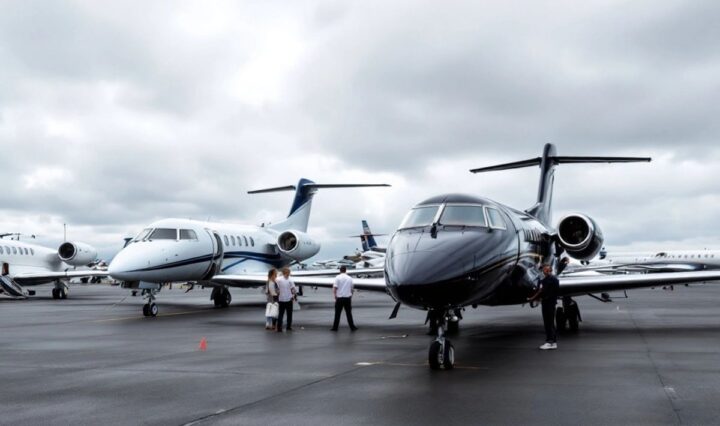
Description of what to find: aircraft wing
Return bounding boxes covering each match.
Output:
[291,268,384,277]
[568,263,702,274]
[13,270,109,286]
[560,270,720,296]
[210,274,388,293]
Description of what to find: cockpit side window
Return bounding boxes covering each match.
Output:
[179,229,198,240]
[485,207,507,230]
[133,228,153,242]
[399,206,439,229]
[148,228,178,240]
[439,205,487,227]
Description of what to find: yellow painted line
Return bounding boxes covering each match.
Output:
[91,309,210,323]
[355,361,488,370]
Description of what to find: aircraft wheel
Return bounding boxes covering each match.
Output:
[59,288,68,299]
[443,341,455,370]
[148,303,158,317]
[428,341,442,370]
[555,307,567,332]
[567,305,580,332]
[221,290,231,308]
[52,288,59,299]
[142,304,149,317]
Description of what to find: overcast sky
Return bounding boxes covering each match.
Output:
[1,0,719,261]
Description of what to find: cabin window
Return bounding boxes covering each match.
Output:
[438,205,487,227]
[250,237,255,247]
[24,248,29,255]
[179,229,198,240]
[148,228,177,240]
[0,247,3,254]
[4,246,9,254]
[30,248,34,255]
[231,236,236,246]
[12,247,17,255]
[243,236,249,246]
[399,206,439,229]
[223,235,229,246]
[486,207,508,230]
[133,228,153,242]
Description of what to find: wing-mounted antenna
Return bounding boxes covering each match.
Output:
[470,143,651,225]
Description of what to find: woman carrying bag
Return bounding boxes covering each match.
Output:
[265,269,279,330]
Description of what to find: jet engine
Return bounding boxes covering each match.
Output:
[556,214,604,261]
[58,242,98,267]
[277,231,320,261]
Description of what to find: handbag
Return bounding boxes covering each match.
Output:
[265,302,279,319]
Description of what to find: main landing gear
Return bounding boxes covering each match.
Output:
[51,281,68,300]
[211,287,232,308]
[427,310,456,370]
[555,297,581,332]
[141,288,159,317]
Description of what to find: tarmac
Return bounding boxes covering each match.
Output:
[1,283,719,425]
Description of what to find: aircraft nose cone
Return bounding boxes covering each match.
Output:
[108,249,138,281]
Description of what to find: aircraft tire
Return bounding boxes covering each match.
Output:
[442,341,455,370]
[142,304,149,317]
[149,303,158,317]
[447,319,459,335]
[555,307,567,332]
[428,341,442,370]
[60,288,67,299]
[52,288,59,299]
[567,305,580,332]
[221,290,231,308]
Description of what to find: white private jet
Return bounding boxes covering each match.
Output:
[0,235,106,299]
[107,179,389,317]
[567,248,720,274]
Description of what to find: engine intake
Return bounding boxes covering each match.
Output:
[277,231,320,261]
[58,242,98,267]
[557,214,604,261]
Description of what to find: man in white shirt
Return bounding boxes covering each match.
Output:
[331,265,357,331]
[275,267,297,332]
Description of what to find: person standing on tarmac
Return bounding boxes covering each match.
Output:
[528,264,560,350]
[331,266,357,331]
[265,269,279,330]
[275,267,297,332]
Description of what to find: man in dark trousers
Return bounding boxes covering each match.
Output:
[529,264,560,350]
[331,266,357,331]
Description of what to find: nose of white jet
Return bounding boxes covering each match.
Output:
[108,247,141,281]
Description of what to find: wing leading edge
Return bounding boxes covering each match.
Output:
[560,270,720,296]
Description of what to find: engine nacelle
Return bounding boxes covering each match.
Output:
[58,242,98,267]
[556,214,604,261]
[277,231,320,261]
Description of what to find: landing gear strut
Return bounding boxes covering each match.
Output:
[142,288,159,317]
[211,287,232,308]
[556,297,581,332]
[427,310,455,370]
[52,281,68,300]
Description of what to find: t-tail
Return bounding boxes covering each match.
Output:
[470,143,651,226]
[349,220,387,251]
[248,179,390,232]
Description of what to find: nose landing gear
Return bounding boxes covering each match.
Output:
[427,310,456,370]
[52,281,69,300]
[211,286,232,308]
[142,288,159,317]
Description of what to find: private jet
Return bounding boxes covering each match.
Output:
[212,144,720,370]
[107,180,389,317]
[0,235,106,299]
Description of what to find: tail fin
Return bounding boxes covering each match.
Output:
[470,143,650,225]
[249,179,390,232]
[349,220,388,251]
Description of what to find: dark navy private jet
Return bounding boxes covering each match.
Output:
[218,144,720,370]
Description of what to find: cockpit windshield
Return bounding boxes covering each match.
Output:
[133,228,153,242]
[399,206,439,229]
[148,228,177,240]
[439,205,487,227]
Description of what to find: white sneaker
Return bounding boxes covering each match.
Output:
[539,343,557,350]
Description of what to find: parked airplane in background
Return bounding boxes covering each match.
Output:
[212,144,720,370]
[568,248,720,274]
[344,220,387,267]
[107,179,389,317]
[0,234,105,299]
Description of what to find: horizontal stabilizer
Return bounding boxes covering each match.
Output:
[248,183,390,194]
[470,156,651,173]
[247,185,297,194]
[348,234,388,238]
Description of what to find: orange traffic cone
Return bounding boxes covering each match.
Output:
[199,337,207,351]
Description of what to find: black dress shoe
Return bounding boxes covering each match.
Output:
[330,328,338,331]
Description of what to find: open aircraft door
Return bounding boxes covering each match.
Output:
[201,230,225,280]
